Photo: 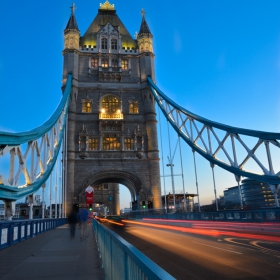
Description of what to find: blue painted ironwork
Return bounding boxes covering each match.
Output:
[0,74,72,200]
[148,76,280,185]
[0,218,67,250]
[133,208,280,223]
[92,219,175,280]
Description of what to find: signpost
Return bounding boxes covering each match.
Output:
[85,186,94,209]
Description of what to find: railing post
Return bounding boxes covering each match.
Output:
[42,183,46,219]
[28,195,34,219]
[124,252,129,280]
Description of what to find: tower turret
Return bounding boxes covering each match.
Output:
[64,3,80,50]
[137,9,153,53]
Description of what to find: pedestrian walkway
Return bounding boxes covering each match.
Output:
[0,223,105,280]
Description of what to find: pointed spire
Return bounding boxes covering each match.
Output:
[65,3,79,30]
[139,8,151,34]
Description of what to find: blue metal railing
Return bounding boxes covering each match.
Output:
[0,218,67,250]
[92,219,175,280]
[131,208,280,222]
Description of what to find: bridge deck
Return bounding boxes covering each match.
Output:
[0,224,105,280]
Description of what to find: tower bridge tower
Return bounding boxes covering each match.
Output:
[62,1,161,215]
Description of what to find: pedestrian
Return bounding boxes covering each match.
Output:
[68,209,78,239]
[78,208,88,240]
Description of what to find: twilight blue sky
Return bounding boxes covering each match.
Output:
[1,1,280,209]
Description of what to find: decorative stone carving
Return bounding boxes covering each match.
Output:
[134,125,145,153]
[78,125,88,159]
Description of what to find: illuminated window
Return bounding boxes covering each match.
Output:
[121,59,128,69]
[82,100,92,113]
[101,59,108,67]
[112,58,118,68]
[101,95,120,114]
[124,138,134,150]
[111,39,117,50]
[91,58,98,68]
[129,102,139,114]
[101,38,107,49]
[95,184,102,190]
[88,138,98,150]
[102,133,121,150]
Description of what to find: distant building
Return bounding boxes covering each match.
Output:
[212,195,225,209]
[224,186,241,209]
[120,208,131,215]
[198,195,225,212]
[47,204,62,218]
[17,203,44,219]
[241,179,278,209]
[162,193,197,212]
[223,179,279,210]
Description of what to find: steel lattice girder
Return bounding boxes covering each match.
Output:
[147,76,280,185]
[0,74,72,200]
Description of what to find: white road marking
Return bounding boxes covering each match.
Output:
[192,241,243,254]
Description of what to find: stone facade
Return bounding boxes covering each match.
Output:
[62,2,161,215]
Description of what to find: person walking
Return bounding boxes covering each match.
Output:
[78,208,88,240]
[68,209,78,239]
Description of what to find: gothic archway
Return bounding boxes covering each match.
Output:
[77,170,144,213]
[79,170,142,195]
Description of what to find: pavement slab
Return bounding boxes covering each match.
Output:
[0,224,105,280]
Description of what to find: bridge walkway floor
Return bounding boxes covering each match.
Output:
[0,224,105,280]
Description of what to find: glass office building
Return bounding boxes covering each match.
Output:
[241,179,277,209]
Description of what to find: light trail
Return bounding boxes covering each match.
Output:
[106,219,125,226]
[123,220,280,242]
[142,218,280,229]
[192,241,243,254]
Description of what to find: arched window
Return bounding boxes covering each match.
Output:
[124,138,134,150]
[91,58,98,68]
[111,39,117,50]
[82,100,92,113]
[101,58,108,67]
[102,133,121,150]
[101,95,120,114]
[129,101,139,114]
[88,138,99,150]
[101,38,107,49]
[111,58,118,68]
[121,59,128,69]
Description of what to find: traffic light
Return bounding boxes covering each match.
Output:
[89,204,92,211]
[142,201,146,209]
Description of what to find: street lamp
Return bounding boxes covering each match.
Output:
[166,156,176,211]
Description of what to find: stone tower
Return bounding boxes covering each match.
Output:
[62,1,161,215]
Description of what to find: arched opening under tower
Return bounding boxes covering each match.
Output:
[77,171,142,215]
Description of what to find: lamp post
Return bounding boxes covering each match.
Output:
[167,156,175,211]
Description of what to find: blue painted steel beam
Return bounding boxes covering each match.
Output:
[147,76,280,185]
[0,74,72,200]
